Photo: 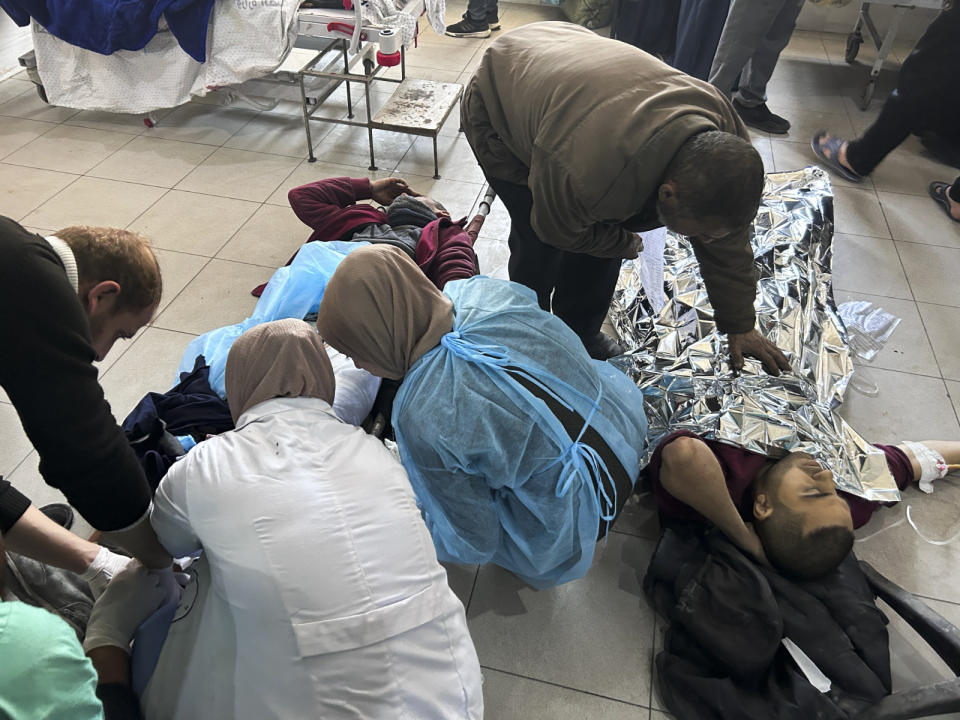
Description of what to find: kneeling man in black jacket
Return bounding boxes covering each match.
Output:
[0,216,172,593]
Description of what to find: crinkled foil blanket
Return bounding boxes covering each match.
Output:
[609,167,899,501]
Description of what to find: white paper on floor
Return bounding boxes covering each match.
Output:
[638,227,667,315]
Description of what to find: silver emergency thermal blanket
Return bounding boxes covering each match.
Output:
[608,167,900,502]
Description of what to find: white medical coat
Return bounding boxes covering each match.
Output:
[146,397,483,719]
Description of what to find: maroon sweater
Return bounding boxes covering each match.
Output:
[286,177,478,291]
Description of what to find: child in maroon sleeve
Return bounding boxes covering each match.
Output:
[646,430,957,579]
[253,176,481,296]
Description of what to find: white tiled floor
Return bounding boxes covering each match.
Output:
[1,12,959,719]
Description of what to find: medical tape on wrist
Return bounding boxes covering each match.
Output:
[901,441,948,494]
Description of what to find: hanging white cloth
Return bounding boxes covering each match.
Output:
[32,0,301,113]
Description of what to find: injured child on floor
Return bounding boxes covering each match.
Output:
[647,431,958,580]
[252,176,484,297]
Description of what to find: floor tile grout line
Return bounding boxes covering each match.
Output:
[84,136,219,191]
[648,615,657,711]
[5,446,39,480]
[887,240,950,383]
[14,171,87,226]
[464,565,481,612]
[149,254,216,329]
[0,117,62,163]
[477,666,652,710]
[2,120,140,176]
[96,325,200,382]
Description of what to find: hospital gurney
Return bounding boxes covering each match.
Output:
[17,0,461,176]
[844,0,945,109]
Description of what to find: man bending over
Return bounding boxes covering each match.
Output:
[648,430,957,579]
[0,217,171,590]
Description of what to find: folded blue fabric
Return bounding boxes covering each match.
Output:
[177,241,365,398]
[0,0,217,62]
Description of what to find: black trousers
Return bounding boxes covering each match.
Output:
[951,176,960,203]
[486,176,623,341]
[847,4,960,177]
[845,90,913,177]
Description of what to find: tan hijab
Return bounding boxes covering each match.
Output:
[315,245,454,380]
[225,318,336,423]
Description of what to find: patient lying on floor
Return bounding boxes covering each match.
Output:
[647,431,959,579]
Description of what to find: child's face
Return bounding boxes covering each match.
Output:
[767,457,854,534]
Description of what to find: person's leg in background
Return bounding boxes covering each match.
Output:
[485,176,562,312]
[445,0,493,38]
[929,174,960,222]
[614,0,680,58]
[811,90,913,182]
[733,0,805,133]
[484,0,500,30]
[552,251,624,359]
[670,0,731,80]
[708,0,794,134]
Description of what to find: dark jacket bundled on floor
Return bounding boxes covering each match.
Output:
[122,356,233,490]
[645,527,891,719]
[0,216,152,533]
[253,177,479,297]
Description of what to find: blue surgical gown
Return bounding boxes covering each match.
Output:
[392,276,649,588]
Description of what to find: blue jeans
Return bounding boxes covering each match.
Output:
[465,0,497,22]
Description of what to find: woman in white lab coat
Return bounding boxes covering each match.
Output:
[144,318,484,720]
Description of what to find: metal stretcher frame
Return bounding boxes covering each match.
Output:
[297,37,405,171]
[854,561,960,719]
[294,36,463,179]
[844,0,945,109]
[291,0,464,179]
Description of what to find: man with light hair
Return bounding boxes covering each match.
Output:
[0,216,172,593]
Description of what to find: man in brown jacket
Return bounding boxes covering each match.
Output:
[462,21,789,374]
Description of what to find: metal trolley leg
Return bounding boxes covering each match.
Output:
[300,73,317,163]
[365,80,377,172]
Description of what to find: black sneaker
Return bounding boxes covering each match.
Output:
[733,100,790,135]
[445,17,491,38]
[487,13,501,30]
[41,503,74,530]
[583,332,624,360]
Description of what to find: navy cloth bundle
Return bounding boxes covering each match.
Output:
[122,356,233,490]
[0,0,217,62]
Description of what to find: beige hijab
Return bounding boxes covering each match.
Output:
[315,245,454,380]
[225,318,336,423]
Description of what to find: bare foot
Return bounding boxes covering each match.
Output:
[835,140,858,175]
[816,133,860,175]
[948,190,960,221]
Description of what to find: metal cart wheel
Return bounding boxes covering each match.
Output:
[845,31,862,63]
[860,78,876,110]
